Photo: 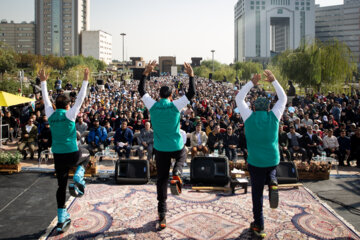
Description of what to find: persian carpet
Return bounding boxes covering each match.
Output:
[45,184,360,240]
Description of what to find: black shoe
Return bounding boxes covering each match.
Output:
[250,222,266,238]
[269,180,279,209]
[56,218,71,234]
[158,212,166,230]
[170,175,182,195]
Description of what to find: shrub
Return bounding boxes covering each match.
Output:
[0,151,22,165]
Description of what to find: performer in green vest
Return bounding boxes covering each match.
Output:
[235,70,287,238]
[40,68,89,233]
[138,60,195,230]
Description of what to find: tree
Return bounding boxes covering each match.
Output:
[233,61,263,81]
[0,43,17,77]
[273,39,357,92]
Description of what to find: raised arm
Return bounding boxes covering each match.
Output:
[39,69,55,118]
[66,68,89,122]
[235,74,261,122]
[173,62,195,111]
[139,60,157,110]
[263,70,287,121]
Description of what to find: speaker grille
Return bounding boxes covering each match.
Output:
[191,156,229,186]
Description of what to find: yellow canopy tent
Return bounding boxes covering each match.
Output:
[0,91,34,148]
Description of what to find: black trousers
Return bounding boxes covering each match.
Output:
[155,147,186,214]
[54,149,88,208]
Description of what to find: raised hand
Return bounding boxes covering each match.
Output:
[184,62,194,77]
[143,60,157,76]
[38,69,49,82]
[251,73,261,86]
[263,70,275,83]
[83,68,89,81]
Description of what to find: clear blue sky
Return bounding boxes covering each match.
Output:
[0,0,343,64]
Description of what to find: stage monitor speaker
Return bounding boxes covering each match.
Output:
[276,161,299,184]
[96,79,104,85]
[190,156,230,186]
[133,68,145,80]
[115,159,150,184]
[209,73,213,80]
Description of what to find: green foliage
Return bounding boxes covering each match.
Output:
[0,151,22,165]
[0,43,17,75]
[64,65,95,88]
[0,73,32,95]
[273,39,357,92]
[233,61,263,81]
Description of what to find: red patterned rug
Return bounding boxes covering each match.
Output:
[45,184,360,240]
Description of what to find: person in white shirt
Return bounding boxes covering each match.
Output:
[301,114,313,126]
[322,129,340,159]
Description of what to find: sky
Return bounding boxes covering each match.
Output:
[0,0,344,64]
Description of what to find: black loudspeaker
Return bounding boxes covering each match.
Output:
[190,156,230,186]
[209,73,213,80]
[133,68,145,80]
[97,79,104,85]
[115,159,150,184]
[276,161,299,184]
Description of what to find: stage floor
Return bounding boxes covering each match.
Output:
[0,173,359,240]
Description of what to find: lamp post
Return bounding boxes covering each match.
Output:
[211,50,215,73]
[120,33,126,72]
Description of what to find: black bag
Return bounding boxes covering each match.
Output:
[276,161,299,184]
[115,159,149,184]
[190,156,230,186]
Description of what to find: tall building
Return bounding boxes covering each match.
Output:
[35,0,90,56]
[234,0,315,63]
[82,30,112,65]
[0,20,36,54]
[315,0,360,68]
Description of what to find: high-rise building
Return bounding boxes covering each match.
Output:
[35,0,90,56]
[0,20,36,54]
[315,0,360,68]
[82,30,112,65]
[234,0,315,63]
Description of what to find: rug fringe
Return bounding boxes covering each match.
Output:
[303,186,360,238]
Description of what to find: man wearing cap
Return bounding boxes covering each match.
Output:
[138,60,195,230]
[235,70,287,238]
[39,68,89,233]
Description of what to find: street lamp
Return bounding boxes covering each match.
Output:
[211,50,215,73]
[120,33,126,72]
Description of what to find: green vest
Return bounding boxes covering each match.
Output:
[150,98,183,152]
[245,111,279,167]
[48,109,78,154]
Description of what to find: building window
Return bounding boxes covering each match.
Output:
[256,11,261,57]
[278,9,283,14]
[251,6,254,9]
[306,7,310,10]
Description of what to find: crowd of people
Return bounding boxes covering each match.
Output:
[1,73,360,168]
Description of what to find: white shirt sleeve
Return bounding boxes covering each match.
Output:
[66,81,88,122]
[271,80,287,121]
[173,95,189,112]
[141,93,156,110]
[235,81,253,122]
[41,81,54,118]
